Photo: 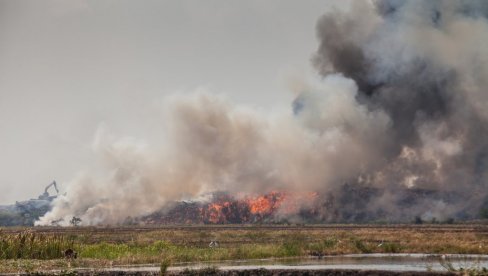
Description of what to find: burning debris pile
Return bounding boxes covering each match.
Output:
[142,185,463,225]
[37,1,488,226]
[143,191,320,224]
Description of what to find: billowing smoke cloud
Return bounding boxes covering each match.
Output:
[38,76,387,225]
[38,0,488,225]
[310,0,488,220]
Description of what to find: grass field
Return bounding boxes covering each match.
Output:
[1,224,488,273]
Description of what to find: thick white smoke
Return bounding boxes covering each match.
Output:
[37,74,388,225]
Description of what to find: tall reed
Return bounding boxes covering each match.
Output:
[0,231,75,259]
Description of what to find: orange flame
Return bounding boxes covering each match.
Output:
[197,191,320,223]
[246,191,284,215]
[204,202,231,223]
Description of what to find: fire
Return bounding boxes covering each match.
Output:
[246,191,284,215]
[205,201,232,223]
[143,190,321,224]
[197,191,319,223]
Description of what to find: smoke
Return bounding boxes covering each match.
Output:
[38,0,488,225]
[311,0,488,220]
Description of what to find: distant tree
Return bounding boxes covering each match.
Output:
[478,198,488,219]
[443,217,454,224]
[481,208,488,219]
[70,216,82,226]
[414,216,423,224]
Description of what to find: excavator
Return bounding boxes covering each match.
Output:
[38,181,59,200]
[0,181,61,226]
[12,181,60,223]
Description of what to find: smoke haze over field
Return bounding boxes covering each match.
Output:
[0,0,334,205]
[14,0,488,225]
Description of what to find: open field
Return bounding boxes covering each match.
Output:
[1,224,488,273]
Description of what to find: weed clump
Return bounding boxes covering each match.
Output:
[0,231,75,259]
[160,258,171,275]
[381,242,403,253]
[352,239,372,253]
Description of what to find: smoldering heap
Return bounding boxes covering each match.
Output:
[141,191,328,225]
[37,0,488,226]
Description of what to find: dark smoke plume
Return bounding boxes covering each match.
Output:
[305,0,488,220]
[38,1,488,225]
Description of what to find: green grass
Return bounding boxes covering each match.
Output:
[306,237,338,253]
[77,241,303,263]
[352,239,372,253]
[382,242,403,253]
[160,258,171,275]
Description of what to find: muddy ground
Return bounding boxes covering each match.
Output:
[17,269,458,276]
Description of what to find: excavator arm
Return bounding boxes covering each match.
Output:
[44,181,59,195]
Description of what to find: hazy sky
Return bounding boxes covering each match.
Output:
[0,0,348,204]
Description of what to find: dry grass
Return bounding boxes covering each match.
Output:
[0,225,487,273]
[0,230,74,259]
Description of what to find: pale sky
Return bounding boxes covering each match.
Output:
[0,0,349,204]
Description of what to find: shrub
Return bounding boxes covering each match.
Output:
[352,239,372,253]
[382,242,402,253]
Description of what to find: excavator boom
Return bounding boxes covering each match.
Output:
[44,181,59,195]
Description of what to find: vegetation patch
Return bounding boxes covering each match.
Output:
[0,225,487,273]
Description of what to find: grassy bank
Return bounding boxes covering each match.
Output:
[0,225,487,273]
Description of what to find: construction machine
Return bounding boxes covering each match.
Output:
[38,181,59,200]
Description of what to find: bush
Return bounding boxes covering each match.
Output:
[480,207,488,219]
[382,242,402,253]
[352,239,372,253]
[323,237,338,249]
